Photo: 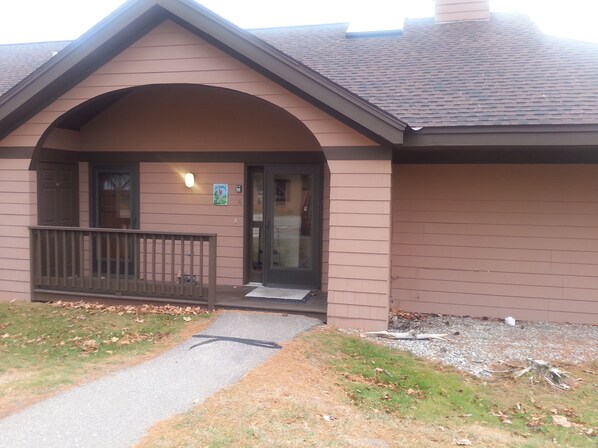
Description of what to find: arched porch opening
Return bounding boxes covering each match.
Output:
[30,83,328,319]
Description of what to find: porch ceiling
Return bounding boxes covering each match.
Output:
[57,89,132,131]
[42,84,322,153]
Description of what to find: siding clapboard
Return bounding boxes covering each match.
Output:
[0,159,36,301]
[327,159,392,330]
[392,164,598,324]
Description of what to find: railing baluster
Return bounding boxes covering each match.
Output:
[88,231,93,290]
[61,230,67,287]
[106,233,111,292]
[79,231,84,290]
[161,235,166,295]
[143,235,148,294]
[133,234,139,292]
[115,233,120,292]
[123,233,128,293]
[179,237,185,298]
[35,229,42,287]
[71,231,76,289]
[189,236,194,298]
[171,236,175,296]
[53,230,59,287]
[153,235,157,294]
[208,235,217,311]
[96,232,102,291]
[199,237,204,297]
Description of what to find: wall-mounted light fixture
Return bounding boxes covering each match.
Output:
[184,172,195,188]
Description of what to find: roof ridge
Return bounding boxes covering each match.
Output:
[0,40,72,47]
[249,22,349,32]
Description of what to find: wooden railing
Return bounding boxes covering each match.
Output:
[30,226,217,309]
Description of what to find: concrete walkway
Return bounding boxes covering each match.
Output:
[0,311,321,448]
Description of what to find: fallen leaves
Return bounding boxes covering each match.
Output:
[50,301,207,318]
[1,301,200,359]
[551,415,571,428]
[81,339,99,353]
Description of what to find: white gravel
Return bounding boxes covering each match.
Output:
[366,315,598,377]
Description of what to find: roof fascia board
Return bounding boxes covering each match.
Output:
[0,0,406,145]
[403,125,598,147]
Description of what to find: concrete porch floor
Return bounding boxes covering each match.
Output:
[215,285,327,321]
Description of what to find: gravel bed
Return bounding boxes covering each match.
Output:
[365,315,598,377]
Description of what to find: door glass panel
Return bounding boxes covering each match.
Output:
[98,173,132,229]
[250,170,264,279]
[272,173,312,269]
[95,170,136,276]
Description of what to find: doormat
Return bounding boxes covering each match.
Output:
[245,287,310,302]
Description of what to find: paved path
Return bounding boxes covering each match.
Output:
[0,311,320,448]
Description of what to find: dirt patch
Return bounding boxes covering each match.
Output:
[137,327,522,448]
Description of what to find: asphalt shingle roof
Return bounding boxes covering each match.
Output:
[0,41,70,96]
[1,13,598,128]
[253,13,598,127]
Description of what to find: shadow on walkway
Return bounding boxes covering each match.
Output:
[190,334,282,350]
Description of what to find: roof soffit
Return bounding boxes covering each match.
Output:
[0,0,406,145]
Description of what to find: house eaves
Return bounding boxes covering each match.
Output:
[0,0,407,146]
[403,124,598,148]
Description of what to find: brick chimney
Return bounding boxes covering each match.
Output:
[435,0,490,23]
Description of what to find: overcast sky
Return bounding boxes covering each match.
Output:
[0,0,596,44]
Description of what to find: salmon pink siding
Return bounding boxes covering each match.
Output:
[392,164,598,325]
[0,19,376,150]
[326,159,392,330]
[0,159,36,301]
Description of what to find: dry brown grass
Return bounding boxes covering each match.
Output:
[137,328,522,448]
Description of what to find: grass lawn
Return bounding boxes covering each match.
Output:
[0,301,211,417]
[138,328,597,448]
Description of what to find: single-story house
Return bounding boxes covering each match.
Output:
[0,0,597,330]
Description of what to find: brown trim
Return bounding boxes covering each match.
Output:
[0,147,35,158]
[0,0,405,146]
[31,149,326,169]
[323,146,391,160]
[394,147,598,164]
[403,125,598,147]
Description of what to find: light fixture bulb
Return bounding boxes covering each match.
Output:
[184,172,195,188]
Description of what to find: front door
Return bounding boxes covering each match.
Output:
[91,164,139,275]
[247,166,321,289]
